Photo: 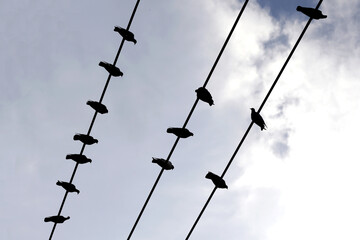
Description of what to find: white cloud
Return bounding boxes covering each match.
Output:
[1,0,359,239]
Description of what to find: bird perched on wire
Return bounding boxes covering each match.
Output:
[152,157,174,170]
[250,108,267,131]
[44,215,70,224]
[87,100,108,114]
[114,26,137,44]
[195,87,214,106]
[296,6,327,19]
[66,154,92,164]
[99,61,123,77]
[56,181,80,194]
[167,127,194,138]
[73,133,98,145]
[205,172,228,189]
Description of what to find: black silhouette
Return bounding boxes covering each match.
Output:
[195,87,214,106]
[73,133,98,145]
[296,6,327,19]
[66,154,92,164]
[114,26,137,44]
[99,61,123,77]
[87,100,108,114]
[205,172,228,189]
[152,157,174,170]
[167,127,194,138]
[44,215,70,223]
[56,181,80,194]
[250,108,267,131]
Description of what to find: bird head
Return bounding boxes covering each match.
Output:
[114,26,121,32]
[56,181,61,186]
[133,39,137,45]
[296,6,302,11]
[250,108,255,112]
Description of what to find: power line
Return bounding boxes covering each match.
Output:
[47,1,141,239]
[126,1,250,239]
[185,1,324,239]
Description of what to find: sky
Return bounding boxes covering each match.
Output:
[1,0,360,239]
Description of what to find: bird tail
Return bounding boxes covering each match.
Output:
[73,135,80,141]
[152,158,158,164]
[99,61,105,67]
[166,128,175,134]
[44,217,51,222]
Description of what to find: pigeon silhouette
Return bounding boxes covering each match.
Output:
[99,61,123,77]
[114,26,137,44]
[44,215,70,223]
[167,127,194,138]
[56,181,80,194]
[73,134,98,145]
[205,172,228,189]
[296,6,327,19]
[66,154,92,164]
[152,157,174,170]
[195,87,214,106]
[87,100,108,114]
[250,108,267,131]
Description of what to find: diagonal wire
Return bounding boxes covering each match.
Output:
[185,1,324,239]
[126,1,250,239]
[48,1,141,239]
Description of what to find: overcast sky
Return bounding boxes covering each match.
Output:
[1,0,360,239]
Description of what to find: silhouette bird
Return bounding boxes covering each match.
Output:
[205,172,228,189]
[114,26,137,44]
[66,154,92,164]
[44,215,70,223]
[87,100,108,114]
[250,108,267,131]
[167,127,194,138]
[296,6,327,19]
[73,133,98,145]
[99,61,123,77]
[56,181,80,194]
[152,157,174,170]
[195,87,214,106]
